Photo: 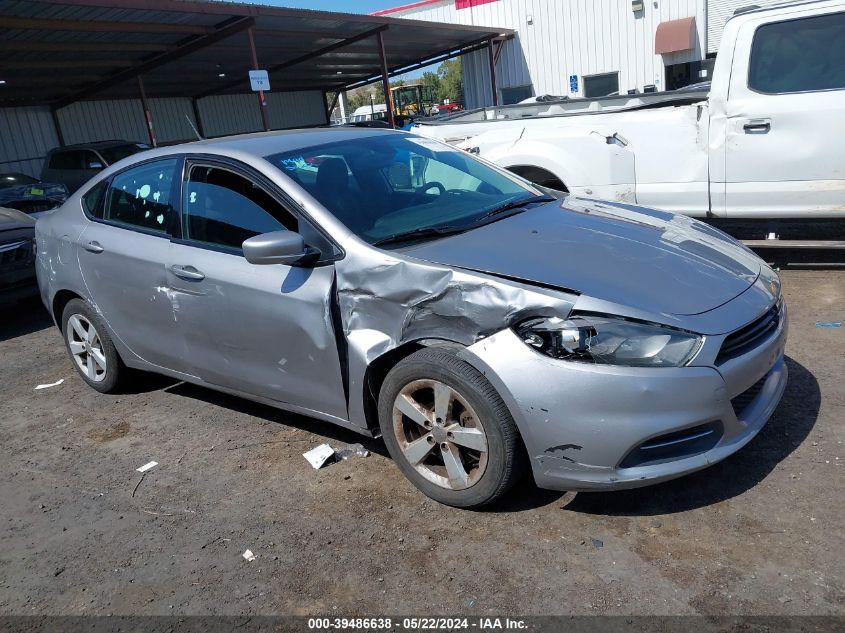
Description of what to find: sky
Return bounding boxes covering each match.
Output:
[254,0,403,13]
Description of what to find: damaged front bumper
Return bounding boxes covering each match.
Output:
[459,307,788,491]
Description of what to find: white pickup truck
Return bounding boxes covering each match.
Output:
[412,0,845,228]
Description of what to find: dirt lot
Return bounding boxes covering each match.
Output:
[0,268,842,617]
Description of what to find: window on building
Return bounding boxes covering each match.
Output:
[748,11,845,94]
[104,158,179,235]
[500,85,534,105]
[583,72,620,98]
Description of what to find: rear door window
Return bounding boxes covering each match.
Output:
[749,12,845,93]
[103,158,180,235]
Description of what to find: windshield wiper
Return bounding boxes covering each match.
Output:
[372,225,467,247]
[475,195,556,223]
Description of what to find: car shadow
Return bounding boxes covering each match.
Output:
[164,382,390,458]
[0,296,53,342]
[563,356,819,516]
[135,356,817,515]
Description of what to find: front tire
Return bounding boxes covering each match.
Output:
[378,347,525,508]
[61,299,127,394]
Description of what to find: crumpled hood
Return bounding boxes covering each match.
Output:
[405,197,762,316]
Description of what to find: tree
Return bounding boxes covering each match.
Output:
[437,58,463,104]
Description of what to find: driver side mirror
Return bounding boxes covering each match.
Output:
[242,230,320,267]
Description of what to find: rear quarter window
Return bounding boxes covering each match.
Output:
[81,181,108,219]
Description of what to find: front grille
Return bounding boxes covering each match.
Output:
[619,421,723,469]
[717,299,781,362]
[731,374,768,417]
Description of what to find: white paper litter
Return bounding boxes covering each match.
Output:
[34,379,64,390]
[303,443,334,469]
[242,549,256,562]
[136,461,158,473]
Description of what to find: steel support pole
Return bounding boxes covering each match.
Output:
[137,75,157,147]
[191,97,205,139]
[247,27,270,132]
[376,29,395,129]
[50,108,65,147]
[487,38,499,106]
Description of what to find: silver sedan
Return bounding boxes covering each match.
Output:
[35,128,788,507]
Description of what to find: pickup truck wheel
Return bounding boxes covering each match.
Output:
[61,299,128,394]
[378,347,525,508]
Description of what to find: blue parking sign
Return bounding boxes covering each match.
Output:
[569,74,578,93]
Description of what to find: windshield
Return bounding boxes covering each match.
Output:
[267,134,540,245]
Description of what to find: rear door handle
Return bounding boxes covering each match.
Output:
[170,264,205,281]
[83,240,104,253]
[743,119,771,134]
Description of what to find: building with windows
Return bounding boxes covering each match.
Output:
[373,0,785,107]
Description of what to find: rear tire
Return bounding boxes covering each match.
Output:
[61,299,127,394]
[378,347,525,508]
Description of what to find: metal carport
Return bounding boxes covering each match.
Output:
[0,0,510,174]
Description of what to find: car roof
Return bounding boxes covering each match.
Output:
[184,126,406,157]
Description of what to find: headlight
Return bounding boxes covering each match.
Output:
[515,314,702,367]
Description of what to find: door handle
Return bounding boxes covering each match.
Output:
[170,264,205,281]
[743,119,771,134]
[83,240,104,253]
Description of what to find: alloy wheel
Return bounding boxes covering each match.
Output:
[392,379,489,490]
[66,314,107,382]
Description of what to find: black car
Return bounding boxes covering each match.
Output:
[41,141,150,193]
[0,207,37,303]
[0,172,68,217]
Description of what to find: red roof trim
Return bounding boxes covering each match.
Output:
[371,0,444,16]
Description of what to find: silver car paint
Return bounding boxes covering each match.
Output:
[36,128,788,491]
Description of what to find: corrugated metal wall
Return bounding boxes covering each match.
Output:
[0,106,59,178]
[197,94,264,138]
[56,99,149,146]
[0,90,326,178]
[387,0,706,108]
[196,91,326,138]
[149,97,200,144]
[706,0,782,53]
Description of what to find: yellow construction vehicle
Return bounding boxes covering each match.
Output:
[390,83,436,119]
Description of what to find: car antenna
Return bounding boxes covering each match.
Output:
[186,114,204,141]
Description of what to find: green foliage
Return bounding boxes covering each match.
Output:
[437,59,464,104]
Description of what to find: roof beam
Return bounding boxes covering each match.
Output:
[52,16,255,109]
[0,41,174,53]
[0,60,137,70]
[198,24,387,98]
[3,16,211,34]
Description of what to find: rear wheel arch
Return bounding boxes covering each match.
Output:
[52,289,83,328]
[507,165,568,192]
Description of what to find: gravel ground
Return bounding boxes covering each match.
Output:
[0,268,842,616]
